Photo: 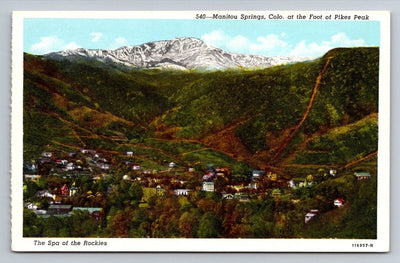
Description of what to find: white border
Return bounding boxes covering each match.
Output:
[11,10,391,252]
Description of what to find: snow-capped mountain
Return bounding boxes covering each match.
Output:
[45,37,312,70]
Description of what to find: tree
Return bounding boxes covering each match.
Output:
[109,210,131,237]
[197,212,222,238]
[179,210,200,238]
[128,182,143,201]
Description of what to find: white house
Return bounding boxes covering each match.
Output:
[24,174,41,181]
[126,151,134,156]
[174,189,190,196]
[169,162,177,168]
[334,198,345,207]
[122,175,131,181]
[251,170,265,180]
[35,190,54,199]
[41,152,52,158]
[24,202,38,210]
[354,172,371,180]
[133,164,141,171]
[305,209,319,224]
[202,181,215,192]
[80,149,88,154]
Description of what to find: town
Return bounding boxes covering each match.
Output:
[23,147,373,238]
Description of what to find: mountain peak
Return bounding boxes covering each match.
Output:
[45,37,313,70]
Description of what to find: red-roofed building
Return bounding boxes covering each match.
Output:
[334,198,345,207]
[61,184,69,196]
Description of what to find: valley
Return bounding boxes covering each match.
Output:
[22,45,379,239]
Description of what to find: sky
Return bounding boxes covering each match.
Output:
[23,18,380,57]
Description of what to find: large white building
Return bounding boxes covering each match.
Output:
[202,181,214,192]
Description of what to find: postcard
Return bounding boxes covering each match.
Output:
[11,11,390,252]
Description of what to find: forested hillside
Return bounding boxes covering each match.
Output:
[23,47,379,238]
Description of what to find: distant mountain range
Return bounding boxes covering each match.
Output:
[45,37,313,70]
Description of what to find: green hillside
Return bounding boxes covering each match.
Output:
[23,47,379,239]
[24,47,378,171]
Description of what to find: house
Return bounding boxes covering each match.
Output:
[24,163,38,173]
[65,163,75,171]
[97,163,110,170]
[202,181,215,192]
[122,174,131,181]
[47,204,72,215]
[289,176,314,189]
[250,170,265,180]
[35,190,54,199]
[173,189,190,196]
[72,207,104,222]
[248,182,259,190]
[126,151,134,156]
[271,188,282,197]
[234,193,250,202]
[169,162,177,168]
[222,193,235,200]
[80,149,88,154]
[202,172,215,181]
[334,198,345,207]
[34,210,47,215]
[24,202,38,210]
[24,174,41,181]
[132,164,141,171]
[305,209,319,224]
[61,184,69,196]
[354,172,371,180]
[41,152,52,158]
[155,185,166,196]
[266,171,277,181]
[69,182,78,196]
[329,169,337,176]
[188,167,195,172]
[56,159,68,166]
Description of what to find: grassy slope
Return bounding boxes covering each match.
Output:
[23,47,378,173]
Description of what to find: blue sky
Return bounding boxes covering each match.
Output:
[24,18,380,57]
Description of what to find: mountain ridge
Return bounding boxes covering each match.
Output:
[44,37,314,70]
[24,47,378,173]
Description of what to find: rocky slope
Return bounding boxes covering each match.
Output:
[45,37,312,70]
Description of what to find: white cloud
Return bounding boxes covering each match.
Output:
[30,36,81,54]
[109,37,128,49]
[330,32,365,46]
[250,34,288,53]
[115,37,127,46]
[63,41,81,50]
[290,33,366,57]
[90,32,103,42]
[201,31,367,57]
[201,30,288,55]
[30,36,63,54]
[201,30,230,47]
[226,35,251,52]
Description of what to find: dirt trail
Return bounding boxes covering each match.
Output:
[342,151,378,169]
[269,56,334,164]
